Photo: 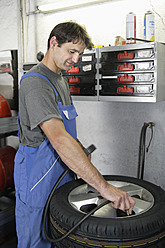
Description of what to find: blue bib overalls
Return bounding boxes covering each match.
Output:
[14,73,77,248]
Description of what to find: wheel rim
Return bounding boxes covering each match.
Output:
[68,180,154,218]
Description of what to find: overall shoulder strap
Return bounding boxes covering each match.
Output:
[21,72,60,99]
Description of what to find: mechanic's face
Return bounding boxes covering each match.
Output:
[52,38,86,73]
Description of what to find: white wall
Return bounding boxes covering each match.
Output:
[0,0,18,100]
[0,0,18,50]
[0,0,165,189]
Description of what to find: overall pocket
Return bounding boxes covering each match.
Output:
[14,147,27,203]
[26,140,61,208]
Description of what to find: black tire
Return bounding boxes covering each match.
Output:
[49,175,165,248]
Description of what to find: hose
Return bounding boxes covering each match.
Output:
[137,122,155,180]
[43,168,69,242]
[43,144,103,243]
[45,196,109,243]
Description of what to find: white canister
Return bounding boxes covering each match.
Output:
[144,11,155,41]
[126,12,136,44]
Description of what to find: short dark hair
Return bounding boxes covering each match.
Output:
[47,21,94,50]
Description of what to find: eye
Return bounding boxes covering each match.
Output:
[69,50,75,54]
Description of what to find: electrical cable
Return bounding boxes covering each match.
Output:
[137,123,147,179]
[146,124,154,152]
[137,122,154,180]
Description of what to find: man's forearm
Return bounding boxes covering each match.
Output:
[56,132,107,191]
[40,118,108,193]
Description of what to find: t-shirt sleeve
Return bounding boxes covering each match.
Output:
[25,86,62,130]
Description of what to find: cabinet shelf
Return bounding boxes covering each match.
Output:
[0,116,18,138]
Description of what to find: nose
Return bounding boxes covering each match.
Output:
[72,53,79,63]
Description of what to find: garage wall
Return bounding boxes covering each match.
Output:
[0,0,165,189]
[31,0,165,60]
[0,0,18,100]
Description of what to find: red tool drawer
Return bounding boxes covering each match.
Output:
[117,74,135,83]
[67,76,80,84]
[117,63,134,72]
[117,51,134,61]
[69,86,80,94]
[66,66,80,74]
[117,85,134,95]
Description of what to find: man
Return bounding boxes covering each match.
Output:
[14,21,135,248]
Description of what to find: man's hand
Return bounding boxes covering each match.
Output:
[100,183,135,215]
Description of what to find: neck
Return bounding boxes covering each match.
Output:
[41,51,61,74]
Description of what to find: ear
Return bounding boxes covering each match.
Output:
[49,36,58,49]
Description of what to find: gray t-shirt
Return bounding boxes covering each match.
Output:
[19,63,72,147]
